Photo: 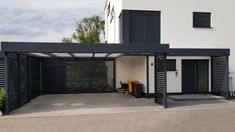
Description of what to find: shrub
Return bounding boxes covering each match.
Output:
[0,88,5,112]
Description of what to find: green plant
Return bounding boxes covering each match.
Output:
[62,15,105,43]
[0,88,5,112]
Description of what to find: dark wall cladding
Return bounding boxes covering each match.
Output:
[212,56,229,99]
[42,59,66,94]
[120,10,161,44]
[42,59,115,94]
[28,57,41,99]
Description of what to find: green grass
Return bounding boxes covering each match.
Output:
[0,88,5,112]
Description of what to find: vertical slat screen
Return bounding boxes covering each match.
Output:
[5,54,41,114]
[212,56,229,99]
[28,57,41,100]
[155,53,167,108]
[19,55,29,105]
[0,58,5,88]
[7,53,19,112]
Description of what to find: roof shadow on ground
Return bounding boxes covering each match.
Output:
[167,98,229,108]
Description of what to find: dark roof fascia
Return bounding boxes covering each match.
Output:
[1,42,169,54]
[168,48,230,56]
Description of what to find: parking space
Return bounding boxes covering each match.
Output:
[9,93,159,117]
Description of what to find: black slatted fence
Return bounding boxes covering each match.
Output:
[0,58,5,88]
[155,53,167,108]
[5,54,41,114]
[6,53,19,112]
[212,56,230,99]
[28,57,41,99]
[19,55,29,105]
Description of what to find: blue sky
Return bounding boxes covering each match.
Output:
[0,0,105,42]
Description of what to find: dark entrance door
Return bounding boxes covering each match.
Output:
[182,60,209,94]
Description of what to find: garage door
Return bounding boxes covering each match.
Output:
[42,59,115,94]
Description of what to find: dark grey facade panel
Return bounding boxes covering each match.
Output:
[129,10,161,43]
[168,48,230,56]
[119,10,130,43]
[120,10,161,44]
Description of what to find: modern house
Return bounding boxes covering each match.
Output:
[0,0,233,114]
[105,0,233,95]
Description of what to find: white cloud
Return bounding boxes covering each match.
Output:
[0,0,105,42]
[5,0,105,10]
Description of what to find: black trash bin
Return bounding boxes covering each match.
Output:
[133,83,143,98]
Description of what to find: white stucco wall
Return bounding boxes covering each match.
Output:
[105,0,122,43]
[116,56,147,92]
[148,56,155,93]
[148,56,211,93]
[106,0,235,91]
[167,56,211,93]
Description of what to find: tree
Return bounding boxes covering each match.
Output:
[62,16,108,92]
[62,37,73,43]
[62,15,105,43]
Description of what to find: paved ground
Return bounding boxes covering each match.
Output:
[9,93,158,117]
[1,93,235,132]
[168,94,224,100]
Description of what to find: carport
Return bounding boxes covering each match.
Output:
[168,48,230,100]
[1,42,230,114]
[1,42,169,114]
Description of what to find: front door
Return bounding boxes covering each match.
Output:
[182,60,209,94]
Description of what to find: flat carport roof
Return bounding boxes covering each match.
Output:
[0,42,230,58]
[0,42,170,59]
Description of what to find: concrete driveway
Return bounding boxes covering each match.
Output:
[1,100,235,132]
[8,93,159,117]
[5,93,232,118]
[1,93,235,132]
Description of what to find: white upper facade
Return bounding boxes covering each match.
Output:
[105,0,235,69]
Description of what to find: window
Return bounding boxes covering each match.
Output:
[107,4,110,16]
[110,7,114,23]
[167,59,176,71]
[129,11,160,43]
[193,12,211,28]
